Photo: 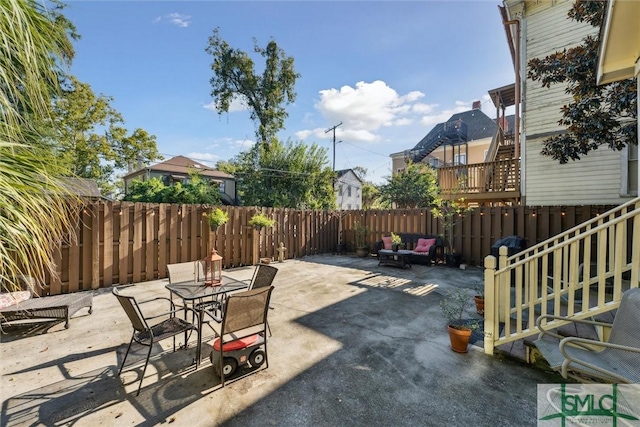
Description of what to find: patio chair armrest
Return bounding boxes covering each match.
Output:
[138,296,175,308]
[536,314,612,340]
[559,337,640,383]
[560,337,640,355]
[143,307,184,320]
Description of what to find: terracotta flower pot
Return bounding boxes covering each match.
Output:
[447,325,473,353]
[474,296,485,316]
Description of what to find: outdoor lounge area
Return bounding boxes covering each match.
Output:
[1,254,564,426]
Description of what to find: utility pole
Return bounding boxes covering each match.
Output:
[325,122,343,172]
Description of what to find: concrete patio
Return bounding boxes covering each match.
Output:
[1,254,563,426]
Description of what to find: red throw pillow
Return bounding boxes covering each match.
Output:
[414,238,437,253]
[382,236,392,250]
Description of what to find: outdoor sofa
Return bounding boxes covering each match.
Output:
[374,233,444,265]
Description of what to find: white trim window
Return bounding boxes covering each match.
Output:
[454,154,467,165]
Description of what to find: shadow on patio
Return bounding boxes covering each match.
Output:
[1,255,562,426]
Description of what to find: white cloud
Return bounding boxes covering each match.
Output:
[394,118,413,126]
[412,102,437,114]
[203,96,248,113]
[186,152,219,167]
[154,13,191,28]
[295,129,314,140]
[307,80,426,143]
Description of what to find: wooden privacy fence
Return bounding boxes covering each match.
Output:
[338,204,618,266]
[47,201,619,296]
[46,202,337,295]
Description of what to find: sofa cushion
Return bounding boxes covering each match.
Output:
[414,238,437,253]
[382,236,393,250]
[0,291,31,310]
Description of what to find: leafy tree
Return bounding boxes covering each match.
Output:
[362,182,382,210]
[349,166,381,210]
[527,1,637,163]
[123,172,221,205]
[205,28,300,148]
[122,178,166,203]
[48,77,161,195]
[378,162,439,208]
[230,139,334,208]
[1,0,79,286]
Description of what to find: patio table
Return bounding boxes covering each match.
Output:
[378,249,412,269]
[165,277,248,366]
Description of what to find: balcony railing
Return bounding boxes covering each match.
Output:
[437,159,520,198]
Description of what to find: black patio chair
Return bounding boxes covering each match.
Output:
[112,287,199,395]
[199,286,273,387]
[248,264,277,335]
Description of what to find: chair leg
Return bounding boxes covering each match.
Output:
[136,342,154,396]
[266,320,272,337]
[118,336,135,376]
[196,309,204,368]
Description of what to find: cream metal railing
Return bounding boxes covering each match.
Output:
[483,197,640,355]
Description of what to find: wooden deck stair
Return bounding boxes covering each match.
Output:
[482,197,640,359]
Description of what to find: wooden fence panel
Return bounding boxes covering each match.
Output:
[44,201,625,295]
[103,203,113,287]
[158,205,167,277]
[132,203,142,284]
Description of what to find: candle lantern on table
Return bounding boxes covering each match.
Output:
[203,249,223,286]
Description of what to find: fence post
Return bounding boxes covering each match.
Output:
[484,254,496,355]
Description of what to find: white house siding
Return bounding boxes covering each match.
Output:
[335,170,362,210]
[521,0,628,206]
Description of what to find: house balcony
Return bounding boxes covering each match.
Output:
[437,158,521,204]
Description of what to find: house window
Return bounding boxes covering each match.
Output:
[338,185,343,196]
[347,186,352,197]
[396,168,405,174]
[218,181,225,193]
[454,154,467,165]
[347,204,352,210]
[429,158,440,168]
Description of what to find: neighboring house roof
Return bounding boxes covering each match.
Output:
[409,108,499,160]
[335,169,363,184]
[123,155,233,180]
[61,177,103,199]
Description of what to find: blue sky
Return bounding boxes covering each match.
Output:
[63,1,514,184]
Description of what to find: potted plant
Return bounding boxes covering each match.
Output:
[474,283,485,316]
[249,213,275,230]
[431,187,473,267]
[439,288,479,353]
[391,232,403,251]
[353,221,369,257]
[208,208,228,231]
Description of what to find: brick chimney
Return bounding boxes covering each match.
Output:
[472,100,482,110]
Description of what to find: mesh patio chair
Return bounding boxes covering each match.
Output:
[198,286,273,387]
[202,263,278,333]
[112,287,199,395]
[248,264,277,336]
[533,287,640,383]
[167,261,205,284]
[248,264,278,290]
